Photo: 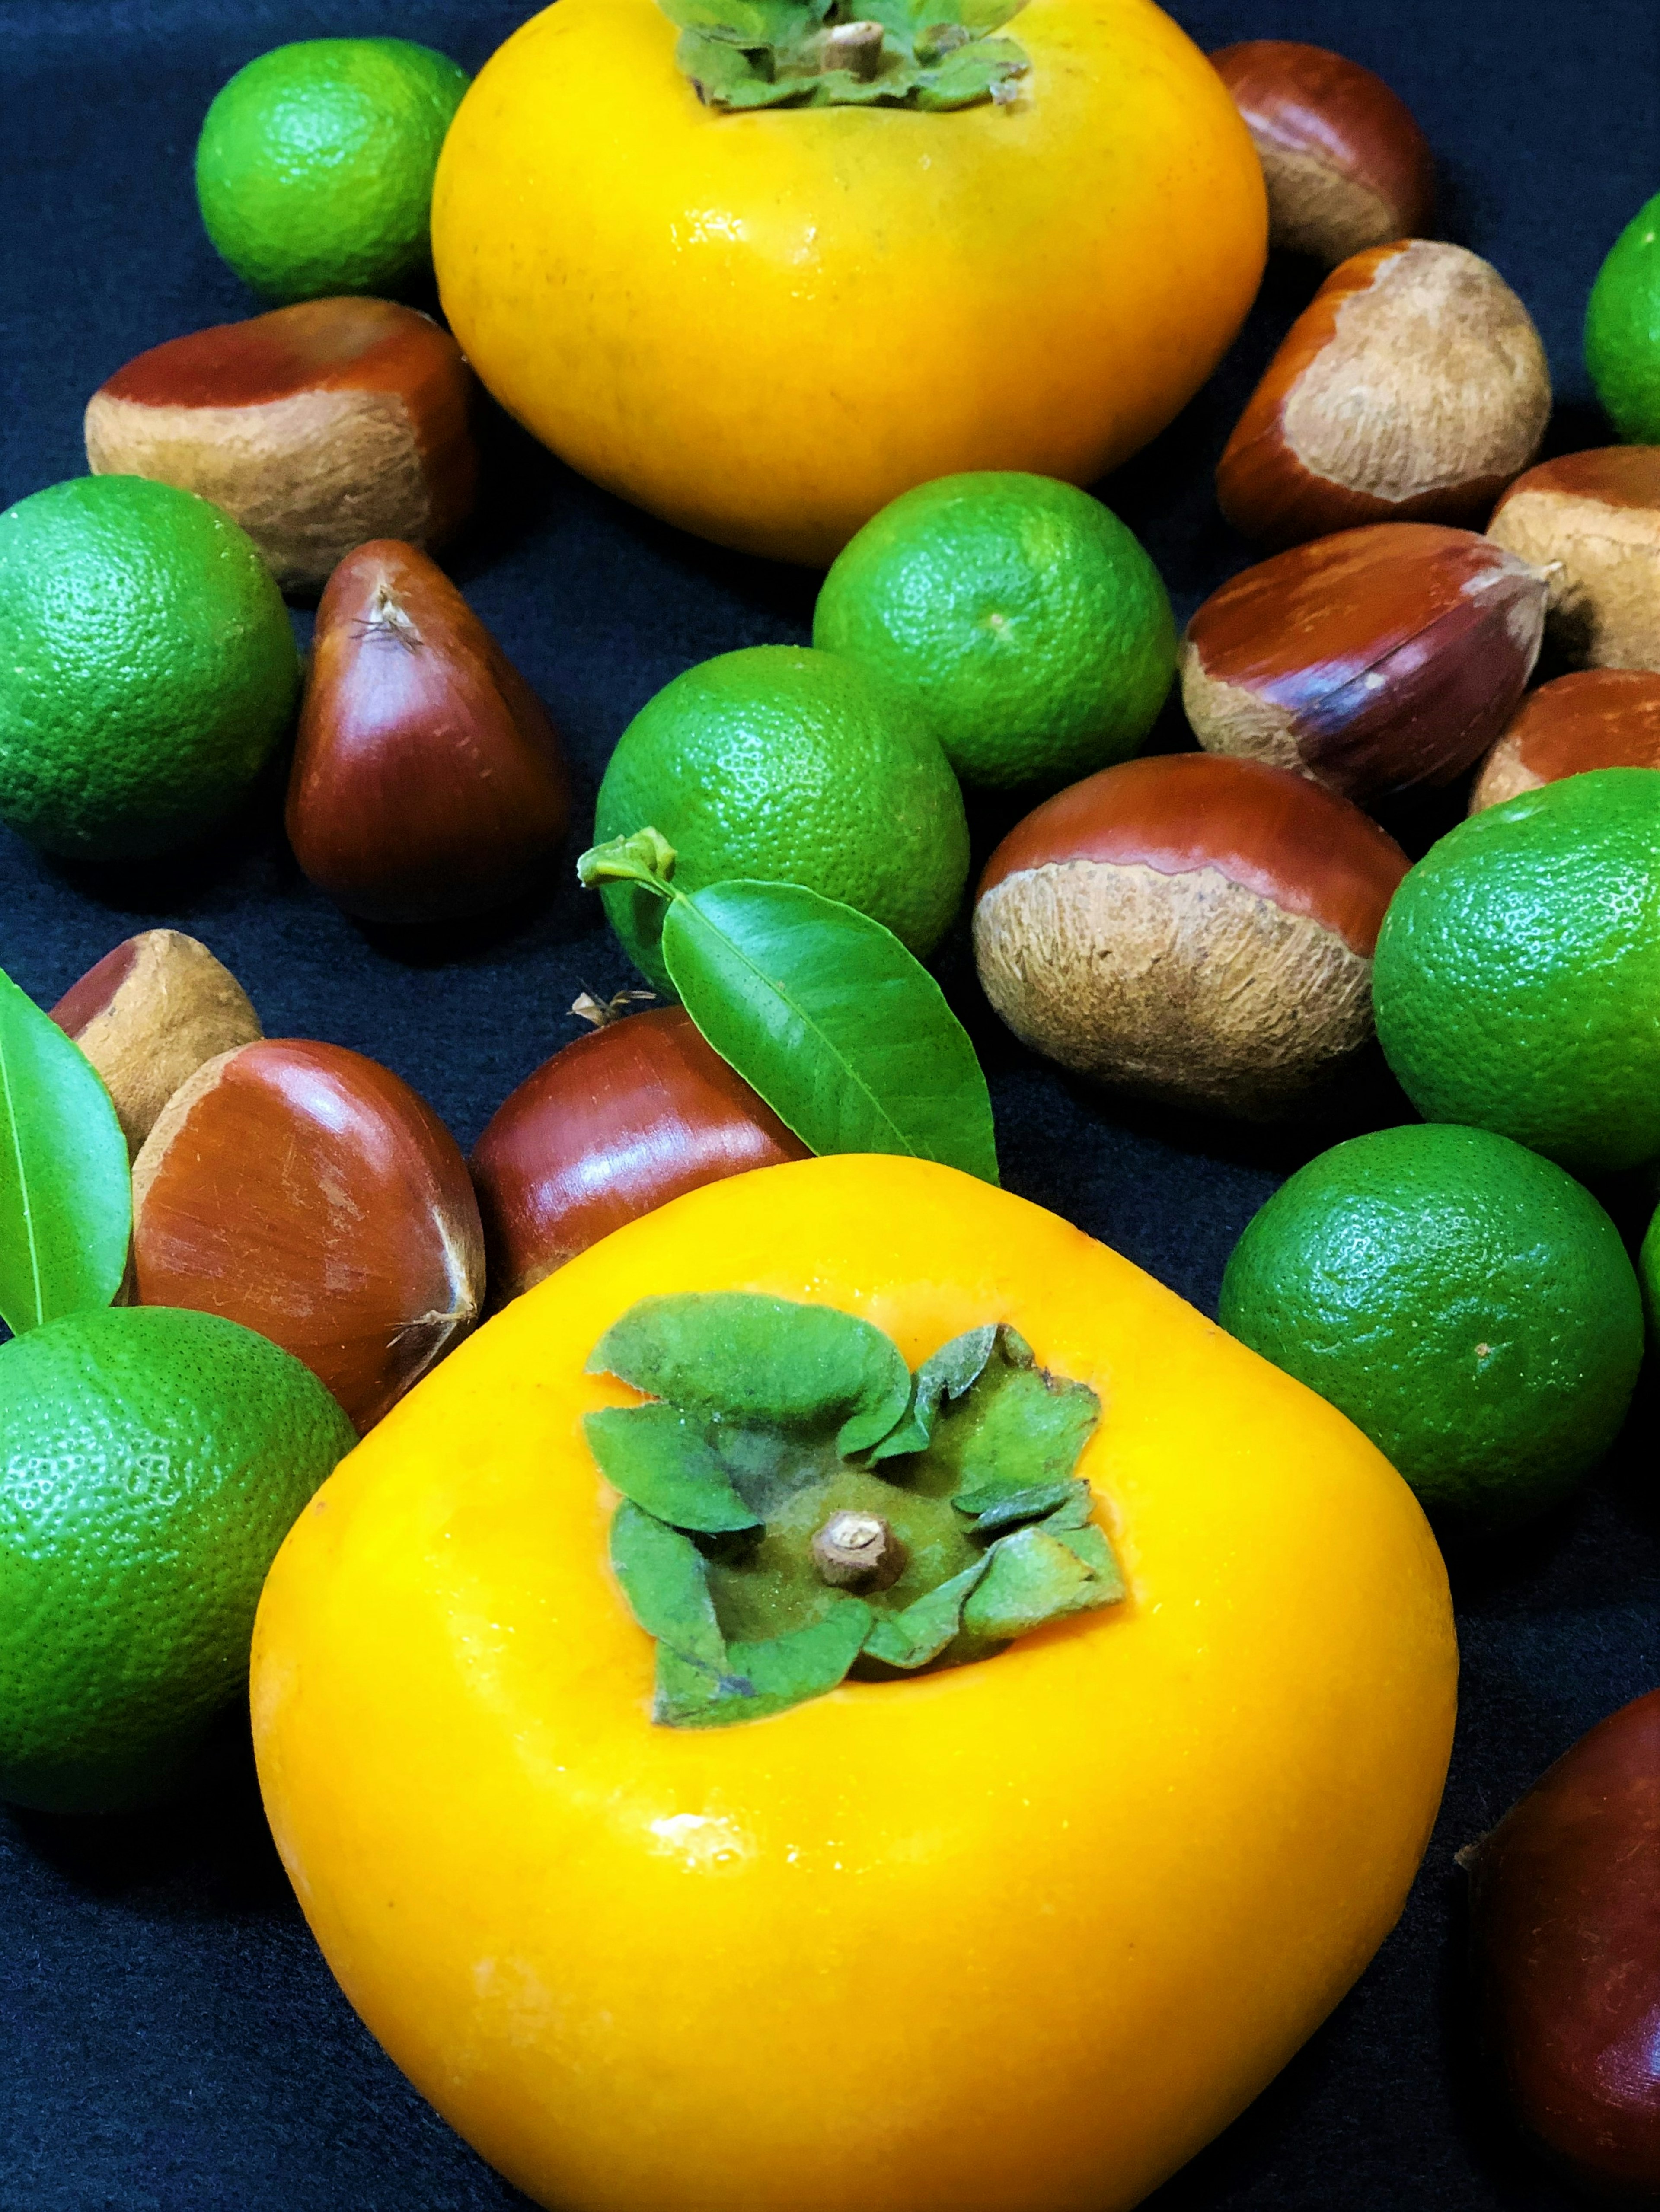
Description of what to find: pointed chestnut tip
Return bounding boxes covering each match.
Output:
[1217,241,1551,549]
[470,1006,810,1304]
[84,299,476,593]
[131,1037,485,1433]
[1211,40,1434,266]
[286,540,572,927]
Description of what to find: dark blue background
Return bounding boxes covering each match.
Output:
[3,1,1657,2205]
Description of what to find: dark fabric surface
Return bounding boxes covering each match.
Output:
[2,1,1658,2206]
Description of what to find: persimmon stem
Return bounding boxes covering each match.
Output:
[811,1509,907,1591]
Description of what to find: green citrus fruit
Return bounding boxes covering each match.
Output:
[196,38,470,301]
[1373,769,1660,1176]
[813,472,1176,791]
[1219,1123,1643,1526]
[0,1305,355,1814]
[1641,1204,1660,1339]
[1585,190,1660,443]
[0,475,299,863]
[594,645,970,992]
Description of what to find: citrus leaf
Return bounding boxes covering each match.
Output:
[587,1292,912,1458]
[658,1600,873,1727]
[610,1501,728,1673]
[586,1405,762,1533]
[663,880,998,1183]
[0,963,130,1338]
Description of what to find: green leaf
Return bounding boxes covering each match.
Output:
[575,826,678,896]
[933,1334,1101,1514]
[0,964,131,1339]
[587,1292,912,1459]
[861,1557,989,1669]
[868,1323,997,1463]
[657,1600,873,1726]
[968,1478,1084,1534]
[960,1526,1101,1643]
[585,1405,761,1533]
[610,1501,728,1673]
[664,880,998,1184]
[1050,1520,1127,1606]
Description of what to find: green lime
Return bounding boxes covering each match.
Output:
[195,38,469,301]
[1586,190,1660,443]
[594,644,970,992]
[0,475,300,863]
[1373,769,1660,1176]
[812,472,1176,791]
[0,1305,354,1813]
[1641,1203,1660,1339]
[1219,1124,1643,1526]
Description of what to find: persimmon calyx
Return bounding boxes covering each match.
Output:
[655,0,1031,113]
[586,1292,1123,1727]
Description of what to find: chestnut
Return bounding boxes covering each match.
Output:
[49,928,261,1156]
[1487,446,1660,671]
[1464,1689,1660,2198]
[83,297,476,594]
[972,752,1410,1118]
[471,1005,810,1303]
[1210,40,1434,268]
[1217,240,1551,549]
[1181,523,1547,807]
[1470,670,1660,811]
[131,1038,485,1431]
[286,540,571,926]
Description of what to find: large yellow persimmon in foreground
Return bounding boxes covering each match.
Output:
[252,1156,1454,2212]
[430,0,1267,563]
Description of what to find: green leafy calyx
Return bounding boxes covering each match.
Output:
[658,0,1030,111]
[589,1292,1121,1726]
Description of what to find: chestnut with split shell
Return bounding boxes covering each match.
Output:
[972,752,1410,1119]
[83,298,476,594]
[470,1004,809,1304]
[1487,446,1660,672]
[1470,670,1660,812]
[1181,523,1547,807]
[1217,239,1551,549]
[1210,41,1434,268]
[50,928,261,1157]
[286,540,572,926]
[131,1038,485,1432]
[1464,1689,1660,2199]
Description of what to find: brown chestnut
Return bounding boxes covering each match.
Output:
[84,298,476,594]
[1470,670,1660,812]
[1487,447,1660,672]
[1217,240,1551,548]
[1210,41,1434,267]
[1182,523,1547,806]
[131,1038,485,1431]
[471,1005,810,1303]
[972,752,1410,1118]
[50,929,262,1157]
[1465,1689,1660,2199]
[286,541,572,925]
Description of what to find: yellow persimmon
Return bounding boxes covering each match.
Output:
[430,0,1268,564]
[252,1154,1454,2212]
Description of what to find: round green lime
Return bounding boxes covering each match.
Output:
[0,1305,355,1813]
[1585,190,1660,443]
[1373,769,1660,1175]
[195,37,470,301]
[0,475,300,862]
[1641,1202,1660,1340]
[1219,1123,1643,1527]
[594,644,970,993]
[813,472,1176,791]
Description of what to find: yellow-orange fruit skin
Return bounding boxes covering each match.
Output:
[252,1154,1456,2212]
